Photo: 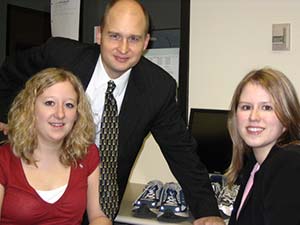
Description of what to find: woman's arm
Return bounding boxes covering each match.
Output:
[87,166,112,225]
[0,184,4,216]
[263,149,300,225]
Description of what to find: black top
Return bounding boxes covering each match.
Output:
[229,144,300,225]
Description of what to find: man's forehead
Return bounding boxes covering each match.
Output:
[104,13,147,35]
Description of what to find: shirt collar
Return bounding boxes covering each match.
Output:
[99,55,131,97]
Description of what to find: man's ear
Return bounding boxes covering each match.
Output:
[95,26,101,45]
[143,33,150,50]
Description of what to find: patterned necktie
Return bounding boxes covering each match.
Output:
[99,80,119,220]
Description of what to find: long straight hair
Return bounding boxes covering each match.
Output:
[226,68,300,186]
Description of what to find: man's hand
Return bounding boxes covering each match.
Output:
[0,122,8,135]
[193,216,225,225]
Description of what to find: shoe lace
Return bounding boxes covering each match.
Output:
[165,190,179,206]
[144,186,158,200]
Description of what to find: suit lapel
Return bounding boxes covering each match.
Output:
[235,158,258,221]
[119,66,146,145]
[77,44,100,89]
[238,178,256,217]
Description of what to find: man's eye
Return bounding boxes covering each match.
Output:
[44,101,55,106]
[109,33,121,40]
[128,36,141,42]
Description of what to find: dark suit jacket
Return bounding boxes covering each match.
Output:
[229,144,300,225]
[0,37,219,219]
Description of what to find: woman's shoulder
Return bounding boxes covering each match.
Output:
[87,144,99,157]
[79,144,99,171]
[77,144,98,161]
[0,143,13,158]
[263,144,300,172]
[79,144,99,162]
[258,144,300,193]
[273,144,300,159]
[0,144,16,169]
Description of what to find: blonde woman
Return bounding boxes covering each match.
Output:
[0,68,111,225]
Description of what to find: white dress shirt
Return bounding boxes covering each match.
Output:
[85,55,131,146]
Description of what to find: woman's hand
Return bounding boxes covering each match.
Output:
[0,122,8,135]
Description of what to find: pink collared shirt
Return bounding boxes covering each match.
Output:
[236,162,260,219]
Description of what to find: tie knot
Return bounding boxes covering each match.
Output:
[106,80,116,94]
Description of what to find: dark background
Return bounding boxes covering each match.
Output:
[0,0,182,65]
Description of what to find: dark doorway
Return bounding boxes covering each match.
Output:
[6,4,51,57]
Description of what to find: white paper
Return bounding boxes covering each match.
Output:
[50,0,81,40]
[144,48,179,83]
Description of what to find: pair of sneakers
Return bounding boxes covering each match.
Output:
[132,180,189,222]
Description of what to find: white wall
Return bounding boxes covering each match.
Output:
[129,135,177,184]
[129,0,300,185]
[190,0,300,110]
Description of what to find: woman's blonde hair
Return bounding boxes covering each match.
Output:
[8,68,95,166]
[226,68,300,186]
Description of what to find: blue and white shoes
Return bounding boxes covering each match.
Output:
[132,180,190,222]
[132,178,239,222]
[132,180,164,218]
[157,182,189,222]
